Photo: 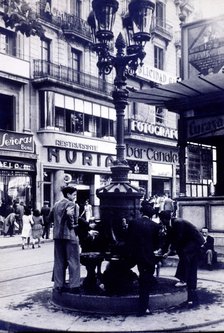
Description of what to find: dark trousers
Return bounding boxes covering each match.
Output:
[175,252,199,302]
[42,224,50,239]
[137,263,155,313]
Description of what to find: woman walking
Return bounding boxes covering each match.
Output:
[31,209,44,248]
[21,207,33,250]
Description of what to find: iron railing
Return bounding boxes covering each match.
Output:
[33,60,113,96]
[37,5,92,43]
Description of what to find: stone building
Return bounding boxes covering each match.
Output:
[0,0,194,216]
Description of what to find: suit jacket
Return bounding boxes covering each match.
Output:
[127,216,160,266]
[203,235,214,252]
[167,218,205,258]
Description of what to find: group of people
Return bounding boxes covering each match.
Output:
[21,201,51,249]
[50,186,217,317]
[149,193,177,218]
[0,198,52,250]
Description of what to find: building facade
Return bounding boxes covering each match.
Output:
[0,0,194,216]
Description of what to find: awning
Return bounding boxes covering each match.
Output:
[128,71,224,112]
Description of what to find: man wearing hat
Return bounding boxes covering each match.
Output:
[41,200,51,239]
[126,200,161,316]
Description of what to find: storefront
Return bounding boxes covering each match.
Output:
[0,130,36,209]
[37,130,116,217]
[125,118,179,198]
[126,142,179,198]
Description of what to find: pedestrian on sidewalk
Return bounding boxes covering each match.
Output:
[80,199,92,222]
[31,209,44,248]
[49,186,80,294]
[3,212,18,237]
[21,207,33,250]
[41,201,51,239]
[159,210,205,308]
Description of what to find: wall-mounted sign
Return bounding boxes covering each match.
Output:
[0,160,35,172]
[48,148,114,168]
[0,131,34,153]
[131,120,178,140]
[187,115,224,139]
[137,65,177,85]
[126,144,178,164]
[182,15,224,78]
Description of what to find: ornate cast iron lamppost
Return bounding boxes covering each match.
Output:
[88,0,155,265]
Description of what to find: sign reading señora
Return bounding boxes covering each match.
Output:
[0,130,34,152]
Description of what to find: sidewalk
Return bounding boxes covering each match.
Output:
[0,233,53,249]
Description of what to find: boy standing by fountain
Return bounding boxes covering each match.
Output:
[50,186,80,294]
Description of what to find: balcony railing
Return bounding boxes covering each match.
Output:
[33,60,113,95]
[151,18,173,43]
[37,5,92,44]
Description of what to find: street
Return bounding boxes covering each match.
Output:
[0,241,224,332]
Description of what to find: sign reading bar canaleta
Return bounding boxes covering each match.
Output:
[0,130,34,152]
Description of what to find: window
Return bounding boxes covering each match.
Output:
[39,92,115,138]
[155,107,165,125]
[0,94,14,130]
[41,39,51,74]
[70,0,81,16]
[154,46,164,70]
[0,28,16,56]
[71,49,81,82]
[156,1,166,27]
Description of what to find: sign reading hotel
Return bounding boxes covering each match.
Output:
[0,130,34,153]
[182,15,224,78]
[136,65,177,85]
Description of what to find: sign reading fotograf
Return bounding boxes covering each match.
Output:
[0,130,34,153]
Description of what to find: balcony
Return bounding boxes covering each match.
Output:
[151,18,173,45]
[32,60,113,96]
[38,7,92,45]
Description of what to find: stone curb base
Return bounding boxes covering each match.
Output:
[52,288,187,315]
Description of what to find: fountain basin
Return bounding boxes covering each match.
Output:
[52,277,187,315]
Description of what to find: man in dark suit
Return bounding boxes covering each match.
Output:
[127,201,161,316]
[159,211,205,308]
[201,228,217,270]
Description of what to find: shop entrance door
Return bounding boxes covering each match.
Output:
[152,178,172,196]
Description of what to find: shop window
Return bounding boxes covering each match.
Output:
[0,28,16,56]
[0,172,32,209]
[154,46,164,70]
[155,107,165,125]
[0,94,14,130]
